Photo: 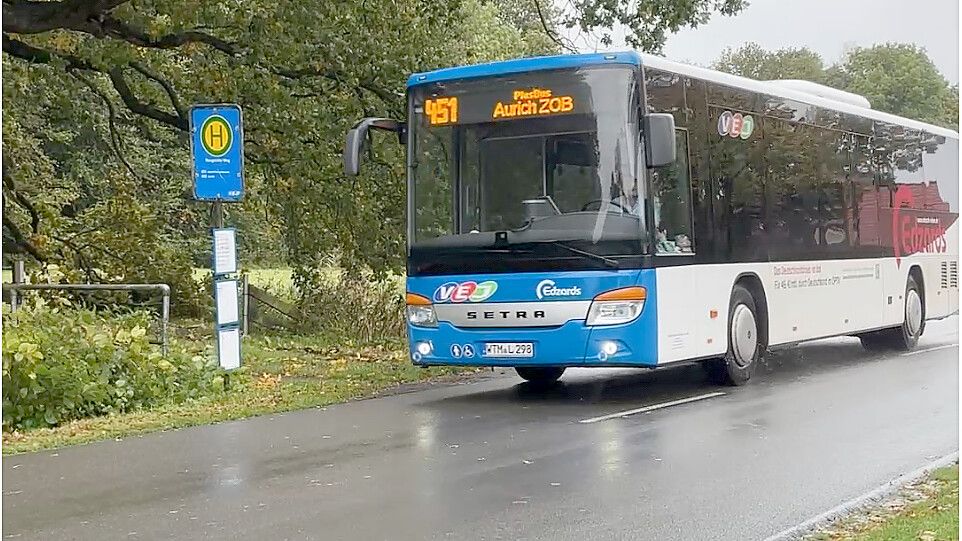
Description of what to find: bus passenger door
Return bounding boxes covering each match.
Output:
[651,130,702,363]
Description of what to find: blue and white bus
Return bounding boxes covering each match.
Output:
[344,52,959,385]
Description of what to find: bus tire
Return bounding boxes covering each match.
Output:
[863,274,924,352]
[515,366,565,385]
[706,284,761,386]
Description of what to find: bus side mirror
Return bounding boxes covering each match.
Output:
[645,113,676,168]
[343,118,405,176]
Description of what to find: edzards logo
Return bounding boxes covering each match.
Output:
[535,279,582,299]
[892,186,948,267]
[433,281,498,303]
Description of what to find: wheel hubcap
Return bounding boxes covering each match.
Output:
[731,304,758,368]
[906,289,922,336]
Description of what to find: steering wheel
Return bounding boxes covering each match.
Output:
[581,199,630,213]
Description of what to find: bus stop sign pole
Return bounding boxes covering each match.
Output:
[190,104,245,386]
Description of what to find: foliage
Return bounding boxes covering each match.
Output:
[2,56,220,313]
[564,0,747,51]
[2,301,222,431]
[828,43,958,128]
[1,0,752,306]
[296,265,405,342]
[0,0,561,308]
[714,42,826,83]
[3,324,479,454]
[713,42,959,129]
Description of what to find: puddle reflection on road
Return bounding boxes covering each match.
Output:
[426,324,958,414]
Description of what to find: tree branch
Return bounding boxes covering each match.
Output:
[1,162,47,262]
[72,71,148,183]
[274,66,400,108]
[2,0,128,34]
[52,233,125,262]
[3,0,239,55]
[107,65,187,130]
[3,214,47,261]
[534,0,577,53]
[2,161,43,237]
[2,33,94,69]
[129,61,186,119]
[7,37,195,132]
[98,16,239,55]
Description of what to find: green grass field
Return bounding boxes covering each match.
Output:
[811,465,959,541]
[194,266,295,291]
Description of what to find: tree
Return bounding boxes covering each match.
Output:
[713,42,958,130]
[3,0,754,313]
[714,42,826,82]
[2,0,562,309]
[828,43,957,128]
[941,85,959,130]
[561,0,748,52]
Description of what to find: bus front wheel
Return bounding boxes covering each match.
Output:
[515,367,565,385]
[706,284,761,386]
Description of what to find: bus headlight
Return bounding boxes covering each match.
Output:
[586,287,646,326]
[406,293,438,328]
[415,341,433,355]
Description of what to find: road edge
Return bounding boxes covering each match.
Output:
[763,450,960,541]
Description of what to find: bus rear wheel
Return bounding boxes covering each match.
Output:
[859,274,924,352]
[515,367,565,385]
[706,284,761,386]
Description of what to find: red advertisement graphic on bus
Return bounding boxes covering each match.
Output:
[885,184,957,267]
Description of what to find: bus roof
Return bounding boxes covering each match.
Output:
[640,54,959,140]
[406,52,958,140]
[406,51,642,87]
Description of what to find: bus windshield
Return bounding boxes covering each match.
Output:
[408,66,644,275]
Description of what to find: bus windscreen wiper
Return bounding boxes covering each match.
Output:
[489,232,619,268]
[447,239,618,269]
[543,240,619,268]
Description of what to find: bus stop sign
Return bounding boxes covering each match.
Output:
[191,104,244,201]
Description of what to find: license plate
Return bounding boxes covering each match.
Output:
[483,342,534,358]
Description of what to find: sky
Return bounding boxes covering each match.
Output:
[565,0,959,83]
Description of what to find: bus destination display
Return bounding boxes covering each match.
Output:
[424,97,458,126]
[422,86,581,126]
[492,88,575,119]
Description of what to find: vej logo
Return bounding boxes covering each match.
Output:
[433,281,498,303]
[536,279,582,300]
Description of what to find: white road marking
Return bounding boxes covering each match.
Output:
[578,392,726,424]
[901,343,959,356]
[763,451,959,541]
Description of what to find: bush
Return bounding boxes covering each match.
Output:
[2,301,223,431]
[297,268,405,343]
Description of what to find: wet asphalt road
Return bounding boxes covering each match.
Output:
[3,318,958,541]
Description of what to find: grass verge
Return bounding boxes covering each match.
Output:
[809,464,959,541]
[3,330,482,455]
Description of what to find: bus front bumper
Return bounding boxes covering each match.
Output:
[407,319,658,368]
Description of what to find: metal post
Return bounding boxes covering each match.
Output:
[161,285,170,355]
[212,200,225,229]
[13,260,25,283]
[10,260,24,312]
[241,273,250,336]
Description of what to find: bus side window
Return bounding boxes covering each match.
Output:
[651,129,694,254]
